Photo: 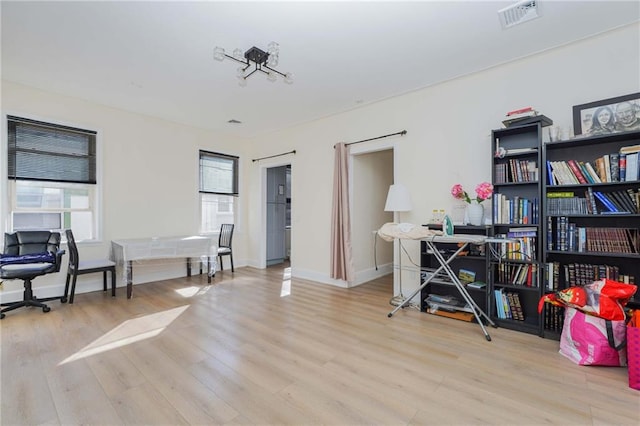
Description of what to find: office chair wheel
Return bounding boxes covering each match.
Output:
[0,313,5,319]
[60,297,68,303]
[43,306,51,313]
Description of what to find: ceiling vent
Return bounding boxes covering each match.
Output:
[498,0,540,29]
[227,119,242,124]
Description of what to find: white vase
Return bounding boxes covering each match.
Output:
[466,203,484,226]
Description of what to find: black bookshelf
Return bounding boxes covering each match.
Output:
[490,123,544,336]
[542,130,640,338]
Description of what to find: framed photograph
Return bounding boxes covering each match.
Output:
[573,92,640,136]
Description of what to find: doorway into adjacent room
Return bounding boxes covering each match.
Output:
[265,164,291,266]
[351,148,394,287]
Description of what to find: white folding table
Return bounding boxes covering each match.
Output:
[110,235,216,299]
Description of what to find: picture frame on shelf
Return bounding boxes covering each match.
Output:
[573,92,640,136]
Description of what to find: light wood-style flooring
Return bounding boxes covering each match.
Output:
[1,265,638,425]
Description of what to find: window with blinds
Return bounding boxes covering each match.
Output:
[199,150,238,195]
[199,150,238,233]
[6,116,99,240]
[8,116,96,184]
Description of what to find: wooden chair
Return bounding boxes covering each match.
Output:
[218,224,235,272]
[63,229,116,304]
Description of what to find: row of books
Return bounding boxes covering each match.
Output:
[547,216,639,254]
[619,144,640,182]
[547,159,601,186]
[492,194,540,225]
[544,261,635,290]
[493,233,537,261]
[588,187,639,214]
[547,144,640,185]
[546,195,589,215]
[546,187,640,215]
[543,305,564,333]
[494,159,538,184]
[494,262,539,287]
[494,289,525,321]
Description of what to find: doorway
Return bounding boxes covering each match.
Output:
[266,165,291,266]
[350,149,394,285]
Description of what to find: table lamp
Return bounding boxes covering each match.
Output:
[384,184,412,306]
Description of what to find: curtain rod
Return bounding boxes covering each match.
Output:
[334,130,407,148]
[252,150,296,162]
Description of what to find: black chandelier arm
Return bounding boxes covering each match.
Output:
[223,53,249,66]
[244,67,261,79]
[263,65,287,78]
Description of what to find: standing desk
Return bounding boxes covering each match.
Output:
[110,235,216,299]
[380,226,498,341]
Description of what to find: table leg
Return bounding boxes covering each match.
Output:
[186,257,192,276]
[126,260,133,299]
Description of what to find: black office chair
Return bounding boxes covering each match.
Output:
[0,231,65,319]
[63,229,116,304]
[218,224,235,272]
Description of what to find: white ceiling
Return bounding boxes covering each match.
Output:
[2,1,639,138]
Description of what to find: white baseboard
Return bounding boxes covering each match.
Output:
[351,263,392,287]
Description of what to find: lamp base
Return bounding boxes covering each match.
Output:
[389,294,419,309]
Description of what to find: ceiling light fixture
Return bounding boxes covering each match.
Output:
[213,42,293,87]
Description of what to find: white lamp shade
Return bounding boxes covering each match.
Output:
[384,184,412,212]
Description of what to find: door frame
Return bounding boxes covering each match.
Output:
[348,139,396,287]
[258,159,292,269]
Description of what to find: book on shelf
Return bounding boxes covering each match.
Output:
[620,144,640,155]
[577,161,596,184]
[467,281,486,289]
[627,188,639,211]
[610,153,620,182]
[506,106,535,117]
[595,157,607,182]
[458,268,476,284]
[567,160,588,184]
[546,191,574,198]
[585,188,598,214]
[603,154,613,182]
[584,162,602,183]
[626,152,639,182]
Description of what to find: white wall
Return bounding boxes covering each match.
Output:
[2,24,638,301]
[0,81,247,299]
[243,24,640,298]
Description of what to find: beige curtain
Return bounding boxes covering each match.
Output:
[330,143,354,282]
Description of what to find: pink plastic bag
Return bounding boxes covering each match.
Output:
[559,307,626,366]
[628,317,640,390]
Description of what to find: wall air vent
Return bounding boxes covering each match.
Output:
[498,0,540,29]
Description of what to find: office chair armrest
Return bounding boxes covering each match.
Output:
[53,249,66,272]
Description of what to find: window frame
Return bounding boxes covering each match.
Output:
[198,150,239,234]
[199,150,239,196]
[4,114,102,241]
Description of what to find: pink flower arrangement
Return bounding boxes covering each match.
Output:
[451,182,494,204]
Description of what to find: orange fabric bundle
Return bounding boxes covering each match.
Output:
[539,279,637,321]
